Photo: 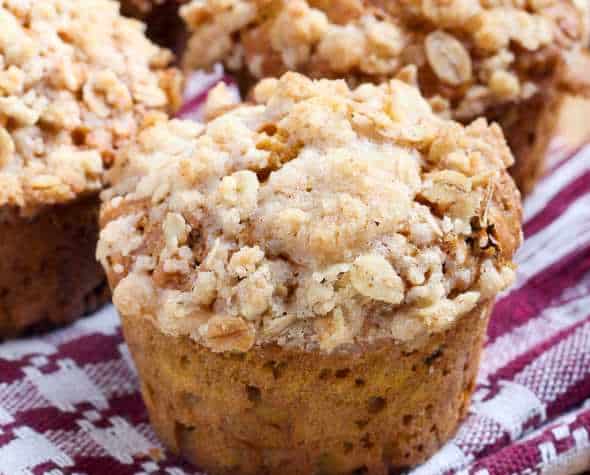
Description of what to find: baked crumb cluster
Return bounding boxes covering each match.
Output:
[98,73,521,353]
[180,0,588,120]
[0,0,180,211]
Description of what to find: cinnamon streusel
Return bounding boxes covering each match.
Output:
[99,73,522,474]
[180,0,590,194]
[0,0,181,337]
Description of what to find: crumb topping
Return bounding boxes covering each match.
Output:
[0,0,181,211]
[99,73,522,353]
[180,0,588,121]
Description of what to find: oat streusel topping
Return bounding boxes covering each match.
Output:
[180,0,588,121]
[99,73,521,353]
[0,0,181,211]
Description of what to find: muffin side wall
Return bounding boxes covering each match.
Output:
[121,303,492,475]
[0,195,109,338]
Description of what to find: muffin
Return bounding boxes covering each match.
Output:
[98,73,522,474]
[0,0,181,337]
[180,0,590,194]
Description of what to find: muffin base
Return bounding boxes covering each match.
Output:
[122,303,492,475]
[0,194,109,338]
[503,91,590,195]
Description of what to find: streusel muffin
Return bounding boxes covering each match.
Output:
[0,0,181,337]
[180,0,590,194]
[98,73,522,474]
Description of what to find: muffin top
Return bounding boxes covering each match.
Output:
[98,72,521,353]
[0,0,181,212]
[181,0,589,120]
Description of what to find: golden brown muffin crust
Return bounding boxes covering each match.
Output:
[122,300,491,474]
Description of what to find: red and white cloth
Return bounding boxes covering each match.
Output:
[1,83,590,474]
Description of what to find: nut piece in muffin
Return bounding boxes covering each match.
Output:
[99,72,522,474]
[0,0,181,337]
[180,0,590,194]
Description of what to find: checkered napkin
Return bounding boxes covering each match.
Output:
[1,82,590,475]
